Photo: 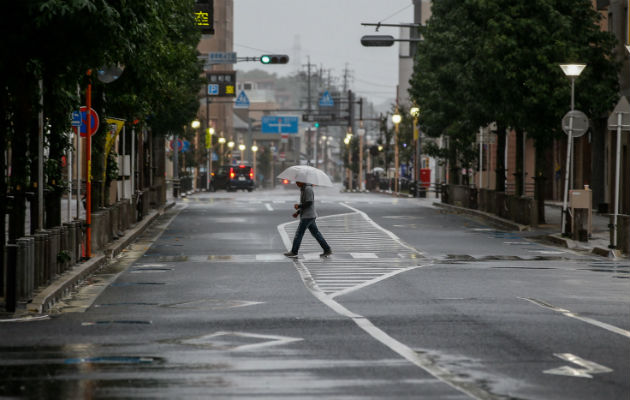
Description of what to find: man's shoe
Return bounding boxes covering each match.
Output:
[320,250,332,258]
[284,251,298,258]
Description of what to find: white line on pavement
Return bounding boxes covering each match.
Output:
[520,297,630,339]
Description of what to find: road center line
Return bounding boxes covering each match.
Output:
[520,297,630,339]
[265,203,274,211]
[278,206,498,400]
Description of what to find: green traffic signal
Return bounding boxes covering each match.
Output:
[260,54,289,64]
[314,122,319,128]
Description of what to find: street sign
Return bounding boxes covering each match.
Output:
[72,106,100,137]
[170,138,184,152]
[234,90,250,109]
[71,111,81,127]
[261,116,299,134]
[208,52,237,64]
[607,96,630,131]
[206,71,236,97]
[302,113,336,122]
[319,90,334,107]
[562,110,588,138]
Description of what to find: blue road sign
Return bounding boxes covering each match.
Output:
[71,111,82,127]
[261,116,299,134]
[234,90,250,109]
[208,84,219,96]
[319,90,334,107]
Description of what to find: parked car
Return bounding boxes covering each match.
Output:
[212,165,255,192]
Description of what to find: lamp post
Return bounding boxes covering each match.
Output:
[344,131,352,190]
[206,126,215,191]
[191,120,201,191]
[227,140,234,164]
[218,136,226,165]
[238,144,246,163]
[410,106,420,195]
[251,143,258,186]
[559,63,586,236]
[391,110,402,194]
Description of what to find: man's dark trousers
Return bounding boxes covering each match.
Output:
[291,218,331,254]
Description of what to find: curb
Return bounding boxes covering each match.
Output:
[433,202,529,232]
[26,201,176,314]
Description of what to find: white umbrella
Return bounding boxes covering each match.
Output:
[277,165,333,187]
[371,167,385,174]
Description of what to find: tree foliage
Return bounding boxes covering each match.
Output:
[409,0,619,184]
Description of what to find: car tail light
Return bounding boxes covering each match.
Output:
[249,169,254,179]
[230,168,235,179]
[239,165,246,168]
[283,179,289,184]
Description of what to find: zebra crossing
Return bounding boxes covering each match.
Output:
[279,205,430,298]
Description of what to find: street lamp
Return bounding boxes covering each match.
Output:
[191,120,201,191]
[218,136,226,165]
[206,126,215,190]
[391,110,402,194]
[227,140,234,164]
[238,143,246,162]
[559,63,586,236]
[344,131,352,190]
[410,106,420,195]
[251,144,258,186]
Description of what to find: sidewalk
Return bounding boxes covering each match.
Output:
[363,188,623,258]
[1,201,175,319]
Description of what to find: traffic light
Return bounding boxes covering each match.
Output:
[314,122,319,128]
[260,54,289,64]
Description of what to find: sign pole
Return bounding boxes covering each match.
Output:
[67,131,72,221]
[612,113,622,249]
[85,71,92,258]
[76,125,81,219]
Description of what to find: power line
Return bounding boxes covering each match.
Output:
[378,3,413,24]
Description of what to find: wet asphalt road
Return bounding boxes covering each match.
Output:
[0,186,628,399]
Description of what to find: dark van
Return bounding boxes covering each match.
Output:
[212,165,255,192]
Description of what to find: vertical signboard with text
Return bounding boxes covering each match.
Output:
[194,0,214,35]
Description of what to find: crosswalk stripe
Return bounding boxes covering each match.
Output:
[278,203,430,298]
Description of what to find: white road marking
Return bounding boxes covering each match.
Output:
[265,203,274,211]
[277,204,505,399]
[181,331,303,351]
[520,297,630,339]
[350,252,378,259]
[291,260,499,400]
[544,353,613,378]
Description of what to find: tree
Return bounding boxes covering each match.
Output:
[409,0,619,201]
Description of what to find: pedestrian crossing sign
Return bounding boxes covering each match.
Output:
[234,90,250,109]
[319,91,334,107]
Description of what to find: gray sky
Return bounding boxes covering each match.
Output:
[233,0,414,106]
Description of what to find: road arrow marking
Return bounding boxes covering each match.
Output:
[180,331,303,351]
[544,353,612,378]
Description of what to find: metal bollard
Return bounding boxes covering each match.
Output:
[49,227,60,277]
[5,244,18,312]
[16,238,29,300]
[26,237,35,297]
[63,222,76,268]
[75,221,84,262]
[34,232,48,287]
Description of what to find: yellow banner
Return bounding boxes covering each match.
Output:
[104,118,125,156]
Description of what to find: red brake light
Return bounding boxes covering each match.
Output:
[229,168,235,179]
[249,170,254,179]
[239,165,246,168]
[283,179,289,184]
